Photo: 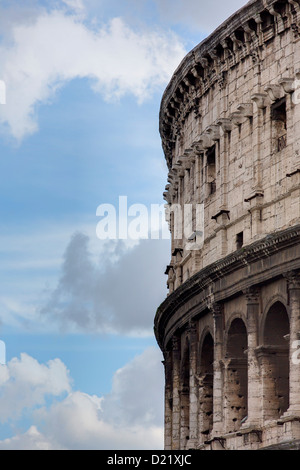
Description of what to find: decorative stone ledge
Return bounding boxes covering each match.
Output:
[197,418,300,450]
[155,224,300,349]
[159,0,300,168]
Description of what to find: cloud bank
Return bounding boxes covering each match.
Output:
[0,353,71,423]
[41,232,170,335]
[0,347,164,450]
[0,5,186,140]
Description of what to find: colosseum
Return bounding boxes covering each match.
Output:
[154,0,300,451]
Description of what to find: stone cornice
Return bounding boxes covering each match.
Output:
[154,224,300,349]
[159,0,300,168]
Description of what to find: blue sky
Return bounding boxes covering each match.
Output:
[0,0,247,450]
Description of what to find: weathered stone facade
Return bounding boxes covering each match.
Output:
[155,0,300,450]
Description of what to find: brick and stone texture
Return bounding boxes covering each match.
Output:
[155,0,300,450]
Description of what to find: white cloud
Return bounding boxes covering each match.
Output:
[41,232,170,335]
[0,222,170,335]
[0,347,164,450]
[0,222,98,331]
[102,347,164,427]
[0,353,71,423]
[0,426,56,450]
[0,7,186,140]
[38,389,163,450]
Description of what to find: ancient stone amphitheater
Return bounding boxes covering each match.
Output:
[154,0,300,451]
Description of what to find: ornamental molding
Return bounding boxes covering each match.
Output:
[159,0,300,168]
[155,224,300,349]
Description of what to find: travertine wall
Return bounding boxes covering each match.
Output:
[161,0,300,293]
[156,0,300,451]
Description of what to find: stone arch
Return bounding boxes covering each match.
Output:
[197,331,214,441]
[263,301,290,345]
[225,317,248,432]
[260,301,290,420]
[197,325,214,362]
[224,312,247,346]
[259,294,290,344]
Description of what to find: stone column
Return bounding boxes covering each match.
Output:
[194,152,200,203]
[190,155,196,202]
[248,93,266,240]
[212,303,224,434]
[257,345,289,421]
[219,127,229,211]
[178,175,184,243]
[199,152,205,204]
[179,387,190,449]
[171,335,181,449]
[286,271,300,415]
[216,121,231,257]
[187,321,198,449]
[163,350,172,450]
[179,334,190,450]
[203,151,208,200]
[244,287,261,426]
[184,169,189,204]
[250,93,265,188]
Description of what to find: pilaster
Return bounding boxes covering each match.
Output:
[285,270,300,415]
[171,335,181,449]
[243,287,262,427]
[187,321,198,449]
[211,303,224,435]
[163,350,173,450]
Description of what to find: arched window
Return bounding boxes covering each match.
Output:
[225,318,248,432]
[261,301,290,419]
[198,333,214,441]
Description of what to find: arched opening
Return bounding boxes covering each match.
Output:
[180,338,190,449]
[198,333,214,441]
[261,301,290,420]
[225,318,248,432]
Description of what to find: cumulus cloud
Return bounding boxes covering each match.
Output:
[0,426,56,451]
[0,347,164,450]
[102,347,164,427]
[0,6,186,140]
[0,353,71,423]
[40,395,164,450]
[41,232,170,335]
